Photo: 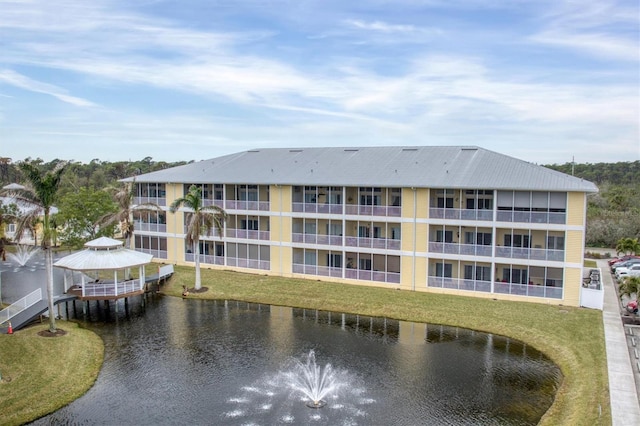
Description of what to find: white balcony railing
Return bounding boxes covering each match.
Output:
[428,242,492,257]
[427,276,491,293]
[0,288,42,325]
[429,208,493,221]
[292,233,343,246]
[345,236,401,250]
[134,222,167,233]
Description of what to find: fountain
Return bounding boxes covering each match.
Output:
[6,245,41,267]
[284,350,342,408]
[223,349,372,423]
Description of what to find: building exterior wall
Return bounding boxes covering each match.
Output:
[133,177,594,308]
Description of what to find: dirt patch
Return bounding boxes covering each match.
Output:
[189,287,209,293]
[37,329,68,338]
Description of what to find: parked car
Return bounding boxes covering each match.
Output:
[616,264,640,280]
[609,255,640,267]
[611,259,640,273]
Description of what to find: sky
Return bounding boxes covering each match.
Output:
[0,0,638,165]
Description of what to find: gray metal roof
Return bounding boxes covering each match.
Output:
[126,146,598,192]
[54,237,153,271]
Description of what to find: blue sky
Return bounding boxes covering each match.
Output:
[0,0,638,165]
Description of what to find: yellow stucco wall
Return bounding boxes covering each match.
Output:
[563,267,581,306]
[567,192,586,226]
[565,230,584,263]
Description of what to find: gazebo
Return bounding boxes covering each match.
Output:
[54,237,153,304]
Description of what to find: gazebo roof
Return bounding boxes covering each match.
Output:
[54,237,153,271]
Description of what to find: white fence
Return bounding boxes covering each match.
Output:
[0,288,43,324]
[580,268,604,310]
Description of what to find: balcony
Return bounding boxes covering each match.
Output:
[226,257,270,270]
[134,222,167,233]
[134,196,166,207]
[226,229,270,241]
[493,282,562,299]
[185,253,224,265]
[293,263,343,278]
[427,276,491,292]
[496,211,566,224]
[344,205,401,217]
[428,242,492,257]
[495,247,564,262]
[137,248,167,259]
[346,236,401,250]
[429,208,492,221]
[292,233,343,246]
[224,200,270,211]
[345,268,401,284]
[292,202,343,214]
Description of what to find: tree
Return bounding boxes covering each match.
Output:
[57,187,117,248]
[169,185,226,291]
[95,179,162,249]
[615,237,640,256]
[3,161,68,332]
[619,276,640,306]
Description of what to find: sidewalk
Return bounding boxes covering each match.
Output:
[599,259,640,425]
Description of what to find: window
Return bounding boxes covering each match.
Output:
[436,230,454,243]
[504,234,530,248]
[435,262,453,277]
[305,251,317,265]
[391,226,401,240]
[326,223,342,236]
[359,258,372,270]
[241,219,259,230]
[359,226,370,238]
[464,265,491,281]
[465,232,492,245]
[503,268,528,284]
[327,254,342,268]
[547,235,565,250]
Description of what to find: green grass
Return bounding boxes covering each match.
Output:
[163,265,610,426]
[0,321,104,426]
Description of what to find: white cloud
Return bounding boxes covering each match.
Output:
[0,69,96,107]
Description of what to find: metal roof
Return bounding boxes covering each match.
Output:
[125,146,598,192]
[53,237,153,271]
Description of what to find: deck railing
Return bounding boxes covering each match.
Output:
[0,288,42,324]
[81,279,143,297]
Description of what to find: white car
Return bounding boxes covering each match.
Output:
[616,264,640,280]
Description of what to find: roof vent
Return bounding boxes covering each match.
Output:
[344,149,359,152]
[402,148,418,151]
[248,150,260,153]
[289,149,303,152]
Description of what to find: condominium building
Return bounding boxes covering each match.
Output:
[127,146,598,307]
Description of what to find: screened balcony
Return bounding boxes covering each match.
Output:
[134,183,166,206]
[429,189,493,221]
[292,218,343,246]
[344,220,401,251]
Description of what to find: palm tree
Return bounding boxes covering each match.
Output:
[4,161,68,332]
[169,185,226,291]
[96,179,162,249]
[619,276,640,310]
[615,237,640,256]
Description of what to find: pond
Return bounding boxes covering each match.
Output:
[35,295,560,425]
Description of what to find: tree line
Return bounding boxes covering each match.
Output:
[1,157,639,248]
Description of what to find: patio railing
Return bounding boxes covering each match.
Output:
[0,288,42,325]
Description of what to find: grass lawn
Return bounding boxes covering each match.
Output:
[0,321,104,426]
[161,265,610,426]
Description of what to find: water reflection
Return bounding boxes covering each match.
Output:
[35,295,560,425]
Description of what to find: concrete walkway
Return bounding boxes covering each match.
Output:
[599,259,640,425]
